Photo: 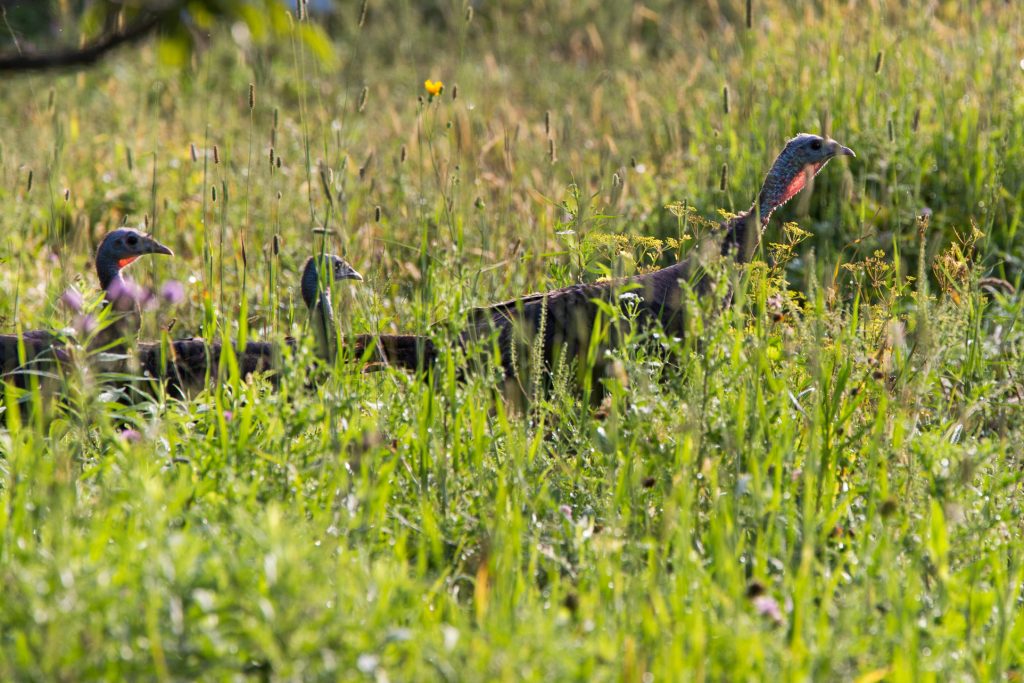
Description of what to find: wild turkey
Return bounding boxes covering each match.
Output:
[136,254,363,395]
[350,133,856,400]
[0,228,173,383]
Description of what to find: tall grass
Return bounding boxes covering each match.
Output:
[0,0,1023,679]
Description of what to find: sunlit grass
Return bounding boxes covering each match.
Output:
[0,1,1023,679]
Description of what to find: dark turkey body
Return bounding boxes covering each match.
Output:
[0,332,69,388]
[466,260,693,379]
[137,338,281,396]
[350,258,706,404]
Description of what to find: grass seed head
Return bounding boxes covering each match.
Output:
[318,160,334,205]
[610,171,623,205]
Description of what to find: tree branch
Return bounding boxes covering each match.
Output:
[0,14,161,73]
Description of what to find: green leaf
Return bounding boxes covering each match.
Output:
[236,4,269,41]
[155,31,192,68]
[928,498,950,580]
[298,24,338,69]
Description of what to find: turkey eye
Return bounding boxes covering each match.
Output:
[126,235,138,246]
[811,140,822,151]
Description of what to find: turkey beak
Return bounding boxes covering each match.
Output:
[142,236,174,257]
[831,140,856,158]
[346,268,364,282]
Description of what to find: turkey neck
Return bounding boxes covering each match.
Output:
[720,145,827,263]
[302,258,337,360]
[96,249,138,311]
[719,210,766,264]
[97,253,126,296]
[719,183,786,264]
[95,250,142,353]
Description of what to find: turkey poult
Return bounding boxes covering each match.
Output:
[349,133,856,400]
[137,254,363,395]
[0,228,173,381]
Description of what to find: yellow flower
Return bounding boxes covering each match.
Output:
[424,79,444,97]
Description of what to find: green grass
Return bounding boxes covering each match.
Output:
[1,1,1024,679]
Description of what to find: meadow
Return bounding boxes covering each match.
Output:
[1,1,1023,679]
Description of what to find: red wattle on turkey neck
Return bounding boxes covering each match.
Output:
[778,161,827,209]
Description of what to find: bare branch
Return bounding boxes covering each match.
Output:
[0,14,162,74]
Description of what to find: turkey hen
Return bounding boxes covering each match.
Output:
[350,133,855,400]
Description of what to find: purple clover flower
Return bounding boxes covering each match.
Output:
[59,287,84,314]
[160,280,185,305]
[120,429,142,443]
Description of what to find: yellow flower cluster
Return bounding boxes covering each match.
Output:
[424,79,444,97]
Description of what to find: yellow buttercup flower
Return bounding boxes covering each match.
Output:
[424,79,444,98]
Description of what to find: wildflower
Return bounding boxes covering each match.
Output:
[752,594,783,625]
[160,280,185,305]
[106,279,147,308]
[59,287,84,313]
[424,79,444,98]
[74,314,97,336]
[121,429,142,443]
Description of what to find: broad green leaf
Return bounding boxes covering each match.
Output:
[298,23,338,69]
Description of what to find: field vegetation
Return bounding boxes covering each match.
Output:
[1,1,1023,679]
